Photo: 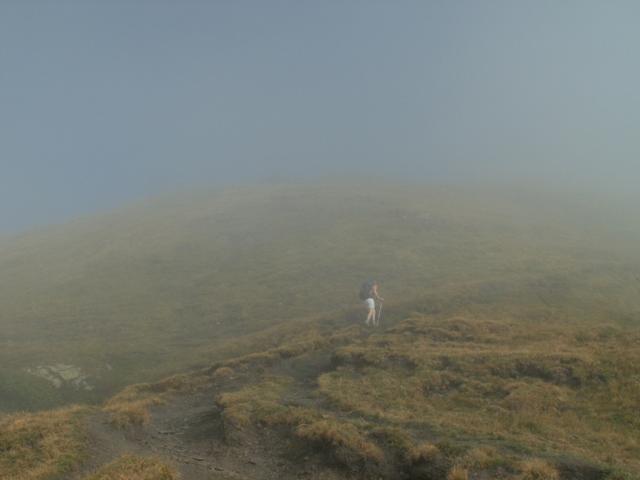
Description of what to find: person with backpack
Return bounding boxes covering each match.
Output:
[359,280,384,327]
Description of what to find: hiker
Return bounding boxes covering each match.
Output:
[359,280,384,327]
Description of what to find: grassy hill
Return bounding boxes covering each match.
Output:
[2,284,640,479]
[2,182,640,479]
[1,183,639,412]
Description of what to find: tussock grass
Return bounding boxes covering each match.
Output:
[103,372,211,428]
[404,441,453,480]
[221,327,348,371]
[0,406,87,480]
[318,313,640,473]
[103,397,161,429]
[457,446,507,469]
[408,443,441,464]
[214,370,385,468]
[101,325,343,430]
[518,458,560,480]
[295,419,385,465]
[103,384,165,428]
[82,454,179,480]
[447,465,469,480]
[215,376,293,428]
[370,426,414,458]
[149,373,209,393]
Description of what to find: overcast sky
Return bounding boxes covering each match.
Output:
[1,1,639,233]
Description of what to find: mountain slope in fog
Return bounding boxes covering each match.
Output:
[1,183,638,411]
[4,281,640,480]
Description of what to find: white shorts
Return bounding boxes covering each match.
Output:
[364,298,375,310]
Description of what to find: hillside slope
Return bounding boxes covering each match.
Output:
[1,183,639,411]
[3,282,640,480]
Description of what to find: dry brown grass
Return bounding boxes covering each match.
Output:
[220,327,349,371]
[100,321,347,432]
[202,302,640,477]
[447,465,469,480]
[369,426,414,456]
[517,459,560,480]
[103,384,165,428]
[212,366,234,381]
[295,419,384,465]
[90,297,640,478]
[7,277,627,479]
[458,446,506,469]
[0,406,87,480]
[318,312,640,473]
[215,376,293,428]
[259,405,322,428]
[82,454,179,480]
[148,373,209,394]
[214,372,385,468]
[102,372,211,428]
[407,443,441,464]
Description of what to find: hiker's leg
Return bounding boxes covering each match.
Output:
[366,307,375,326]
[365,305,372,325]
[365,298,375,326]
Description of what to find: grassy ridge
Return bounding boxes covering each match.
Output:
[3,279,640,479]
[1,183,638,411]
[203,293,640,476]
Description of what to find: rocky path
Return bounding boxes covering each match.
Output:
[75,386,269,479]
[73,358,350,480]
[72,322,380,480]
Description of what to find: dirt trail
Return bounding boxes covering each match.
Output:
[73,347,363,480]
[76,388,290,479]
[58,306,633,480]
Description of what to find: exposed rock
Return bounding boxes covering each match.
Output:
[25,363,94,391]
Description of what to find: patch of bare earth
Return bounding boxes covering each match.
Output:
[74,364,356,480]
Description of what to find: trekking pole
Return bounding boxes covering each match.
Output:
[377,301,383,327]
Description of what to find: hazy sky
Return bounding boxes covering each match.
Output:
[1,1,639,232]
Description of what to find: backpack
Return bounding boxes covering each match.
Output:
[359,281,374,300]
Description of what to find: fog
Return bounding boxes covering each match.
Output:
[1,1,639,233]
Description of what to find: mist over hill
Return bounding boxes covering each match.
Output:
[1,183,639,412]
[4,1,640,476]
